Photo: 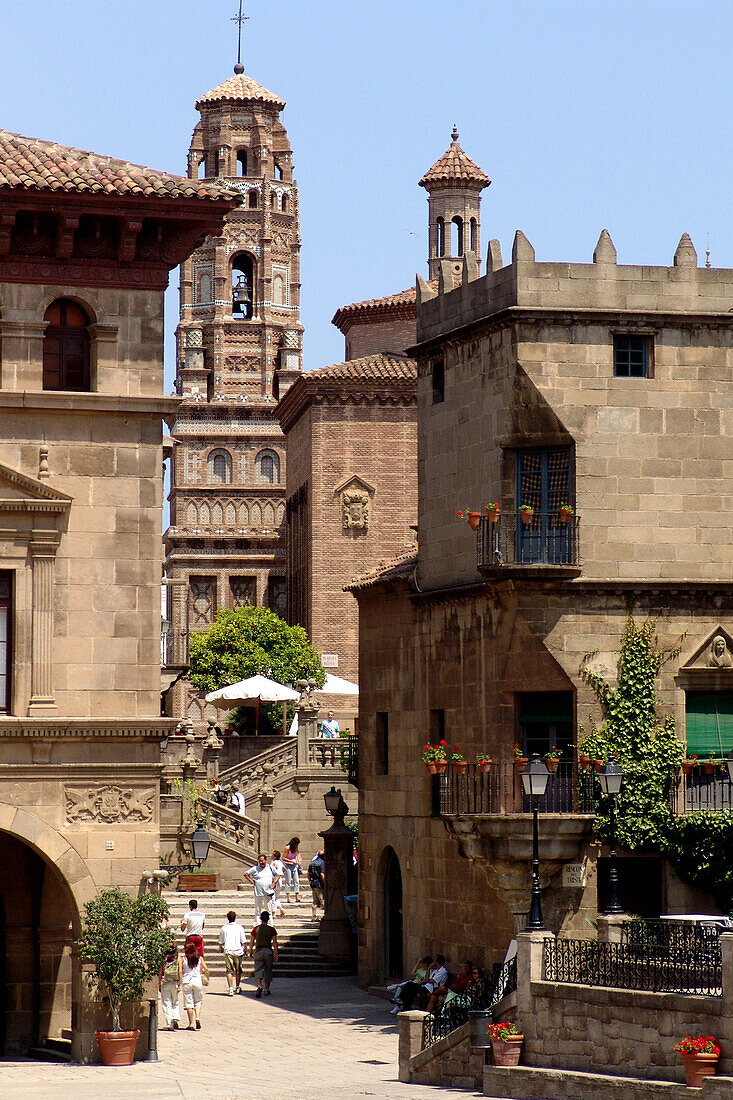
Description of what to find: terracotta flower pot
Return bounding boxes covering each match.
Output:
[478,760,492,773]
[453,761,468,775]
[514,757,528,772]
[425,761,437,775]
[703,762,717,775]
[491,1035,524,1066]
[545,758,560,773]
[579,754,592,771]
[487,508,500,523]
[435,760,448,774]
[95,1029,140,1066]
[680,1051,719,1088]
[594,759,605,772]
[466,511,481,531]
[681,761,694,776]
[519,510,534,526]
[559,508,572,523]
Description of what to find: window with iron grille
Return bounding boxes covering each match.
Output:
[613,334,652,378]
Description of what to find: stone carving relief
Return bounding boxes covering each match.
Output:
[342,490,369,531]
[708,635,733,668]
[65,785,155,823]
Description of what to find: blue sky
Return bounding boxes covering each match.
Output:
[2,0,732,385]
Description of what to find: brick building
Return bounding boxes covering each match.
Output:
[352,219,733,985]
[0,128,234,1055]
[165,63,303,726]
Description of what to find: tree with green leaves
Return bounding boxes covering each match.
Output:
[188,606,325,735]
[78,888,171,1031]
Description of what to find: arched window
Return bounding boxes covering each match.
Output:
[237,150,248,176]
[213,150,220,176]
[281,193,288,213]
[248,190,258,209]
[436,217,445,257]
[208,449,232,484]
[451,216,463,256]
[256,449,279,484]
[470,217,478,253]
[199,273,212,304]
[270,191,277,210]
[197,158,206,180]
[43,298,91,391]
[231,253,255,319]
[272,274,285,306]
[274,163,283,181]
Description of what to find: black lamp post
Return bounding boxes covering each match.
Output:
[521,754,549,930]
[597,755,624,915]
[190,821,211,867]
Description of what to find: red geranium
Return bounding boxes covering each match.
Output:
[674,1036,720,1056]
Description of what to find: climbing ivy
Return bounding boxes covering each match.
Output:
[578,615,733,912]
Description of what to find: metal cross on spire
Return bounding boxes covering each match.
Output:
[231,0,249,74]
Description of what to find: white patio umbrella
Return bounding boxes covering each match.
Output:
[205,674,300,735]
[322,673,359,695]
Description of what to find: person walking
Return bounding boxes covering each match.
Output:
[308,848,326,922]
[180,940,210,1030]
[270,850,286,918]
[282,837,302,903]
[250,910,278,997]
[320,711,340,738]
[218,910,247,996]
[158,943,181,1030]
[180,898,206,956]
[243,853,277,923]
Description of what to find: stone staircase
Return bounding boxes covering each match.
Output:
[165,889,354,978]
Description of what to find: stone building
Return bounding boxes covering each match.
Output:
[0,128,235,1056]
[352,212,733,985]
[165,64,303,727]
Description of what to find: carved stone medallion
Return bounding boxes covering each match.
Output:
[65,785,155,823]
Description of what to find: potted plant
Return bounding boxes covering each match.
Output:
[476,752,493,774]
[488,1020,524,1066]
[674,1035,720,1088]
[681,755,698,776]
[518,504,534,526]
[703,754,718,776]
[578,730,607,774]
[544,748,562,773]
[451,748,467,775]
[513,743,528,771]
[558,502,574,523]
[485,502,500,523]
[78,888,171,1066]
[457,508,482,532]
[434,740,449,773]
[177,866,218,892]
[422,743,438,774]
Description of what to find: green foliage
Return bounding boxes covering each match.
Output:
[188,607,325,735]
[78,888,171,1031]
[580,616,733,912]
[172,777,209,826]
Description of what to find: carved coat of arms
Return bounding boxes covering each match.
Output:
[342,490,370,531]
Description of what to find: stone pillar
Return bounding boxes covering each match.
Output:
[318,798,352,962]
[397,1010,429,1083]
[515,928,554,1048]
[28,533,59,716]
[203,720,224,781]
[597,914,632,944]
[295,679,321,769]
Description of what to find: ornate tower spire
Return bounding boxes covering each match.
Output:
[419,127,490,281]
[231,0,248,74]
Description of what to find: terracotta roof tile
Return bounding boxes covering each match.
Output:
[196,73,285,110]
[419,127,489,190]
[346,550,417,592]
[0,130,238,202]
[304,351,417,386]
[332,282,439,328]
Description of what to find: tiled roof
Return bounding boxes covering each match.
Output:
[419,127,490,190]
[346,550,417,592]
[332,285,417,326]
[304,351,417,386]
[0,130,237,202]
[196,73,285,110]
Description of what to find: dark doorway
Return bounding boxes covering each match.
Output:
[384,848,403,981]
[597,856,663,917]
[518,692,575,811]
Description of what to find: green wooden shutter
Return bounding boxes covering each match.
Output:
[685,692,733,757]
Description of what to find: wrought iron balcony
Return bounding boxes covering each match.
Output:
[477,513,581,571]
[438,761,597,816]
[670,767,733,814]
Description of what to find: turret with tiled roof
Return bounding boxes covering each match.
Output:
[419,126,490,280]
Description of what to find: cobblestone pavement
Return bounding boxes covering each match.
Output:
[0,976,486,1100]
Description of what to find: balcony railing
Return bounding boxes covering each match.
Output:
[477,513,580,570]
[438,761,598,816]
[671,767,733,813]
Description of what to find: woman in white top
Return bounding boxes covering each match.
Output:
[180,940,209,1030]
[270,850,285,918]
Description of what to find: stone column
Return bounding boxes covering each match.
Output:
[597,914,632,944]
[515,928,554,1051]
[28,533,59,716]
[397,1010,429,1083]
[318,796,352,962]
[295,679,321,770]
[203,719,224,781]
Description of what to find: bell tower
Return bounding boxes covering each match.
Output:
[419,126,490,281]
[165,63,303,727]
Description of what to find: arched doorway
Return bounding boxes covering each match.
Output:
[383,847,403,981]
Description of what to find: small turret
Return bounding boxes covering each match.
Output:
[419,126,490,281]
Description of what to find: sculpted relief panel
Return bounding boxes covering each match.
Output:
[337,475,375,534]
[65,785,155,823]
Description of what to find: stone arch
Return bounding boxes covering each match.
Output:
[199,502,211,526]
[238,503,249,526]
[225,502,236,526]
[186,502,197,527]
[251,502,262,528]
[212,501,224,526]
[376,845,403,983]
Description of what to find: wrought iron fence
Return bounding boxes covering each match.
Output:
[543,933,722,996]
[620,917,725,958]
[438,761,598,816]
[477,513,580,570]
[421,957,517,1050]
[672,768,733,813]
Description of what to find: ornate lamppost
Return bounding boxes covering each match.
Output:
[521,754,550,930]
[597,755,624,915]
[318,786,353,962]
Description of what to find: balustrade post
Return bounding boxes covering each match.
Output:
[295,679,321,769]
[203,719,224,780]
[597,914,631,944]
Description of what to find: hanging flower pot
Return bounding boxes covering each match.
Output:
[519,507,534,526]
[485,503,500,524]
[579,754,592,771]
[425,761,438,775]
[703,760,718,776]
[594,759,605,772]
[681,760,694,776]
[453,761,468,776]
[558,503,574,523]
[545,757,560,773]
[435,760,448,774]
[477,759,493,774]
[466,512,481,531]
[514,756,528,772]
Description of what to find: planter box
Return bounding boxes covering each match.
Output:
[177,873,218,892]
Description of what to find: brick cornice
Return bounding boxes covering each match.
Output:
[277,377,416,432]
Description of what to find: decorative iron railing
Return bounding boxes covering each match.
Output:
[620,917,727,958]
[672,768,733,813]
[421,957,517,1050]
[438,761,598,816]
[477,513,580,570]
[543,933,722,996]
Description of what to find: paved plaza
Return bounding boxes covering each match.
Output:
[1,976,484,1100]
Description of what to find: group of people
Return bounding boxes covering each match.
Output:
[389,955,485,1015]
[242,838,326,924]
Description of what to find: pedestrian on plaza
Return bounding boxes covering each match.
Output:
[158,943,181,1030]
[181,940,210,1030]
[180,898,206,956]
[320,710,340,738]
[243,853,278,923]
[219,909,247,996]
[282,836,302,902]
[308,847,326,922]
[229,780,246,816]
[250,910,278,997]
[270,850,286,918]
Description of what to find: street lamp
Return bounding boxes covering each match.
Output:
[597,755,624,915]
[324,785,347,823]
[521,754,549,930]
[190,821,211,866]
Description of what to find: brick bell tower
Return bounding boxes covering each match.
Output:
[420,125,490,281]
[165,60,303,727]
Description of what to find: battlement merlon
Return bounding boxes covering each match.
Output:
[414,229,733,347]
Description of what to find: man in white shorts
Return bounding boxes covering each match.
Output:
[242,853,279,923]
[219,909,247,995]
